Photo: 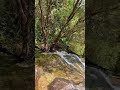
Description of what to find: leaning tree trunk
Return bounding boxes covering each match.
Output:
[50,0,82,51]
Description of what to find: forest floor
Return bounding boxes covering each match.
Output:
[0,53,34,90]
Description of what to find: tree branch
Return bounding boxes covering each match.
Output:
[38,0,49,51]
[50,0,82,50]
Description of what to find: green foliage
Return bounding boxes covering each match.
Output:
[35,17,42,45]
[35,0,85,56]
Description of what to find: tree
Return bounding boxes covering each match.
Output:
[35,0,85,54]
[16,0,34,59]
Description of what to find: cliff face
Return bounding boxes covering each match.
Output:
[86,0,120,73]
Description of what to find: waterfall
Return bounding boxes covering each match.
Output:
[55,51,120,89]
[56,51,85,76]
[86,66,120,89]
[39,51,120,89]
[69,53,85,68]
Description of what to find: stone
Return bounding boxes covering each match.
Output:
[48,78,85,90]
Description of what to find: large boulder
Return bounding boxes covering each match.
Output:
[86,0,120,73]
[48,78,84,90]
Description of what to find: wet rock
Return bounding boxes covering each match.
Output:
[48,78,84,90]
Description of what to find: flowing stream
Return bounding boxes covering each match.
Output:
[56,51,85,74]
[36,51,120,90]
[55,51,120,90]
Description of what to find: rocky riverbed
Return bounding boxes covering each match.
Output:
[35,52,85,90]
[35,66,85,90]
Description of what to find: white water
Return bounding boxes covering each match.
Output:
[41,51,120,89]
[87,66,114,89]
[56,51,85,73]
[55,51,120,89]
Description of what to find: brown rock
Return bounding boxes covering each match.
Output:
[48,78,74,90]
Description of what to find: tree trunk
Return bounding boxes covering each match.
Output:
[16,0,34,59]
[38,0,53,52]
[50,0,82,51]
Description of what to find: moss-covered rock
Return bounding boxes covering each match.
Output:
[86,0,120,73]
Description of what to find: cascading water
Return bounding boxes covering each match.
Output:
[36,51,85,90]
[69,54,85,68]
[36,51,120,90]
[56,51,85,75]
[55,51,120,90]
[86,66,120,90]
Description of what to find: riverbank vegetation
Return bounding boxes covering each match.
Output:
[35,0,85,56]
[35,0,85,89]
[0,0,120,89]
